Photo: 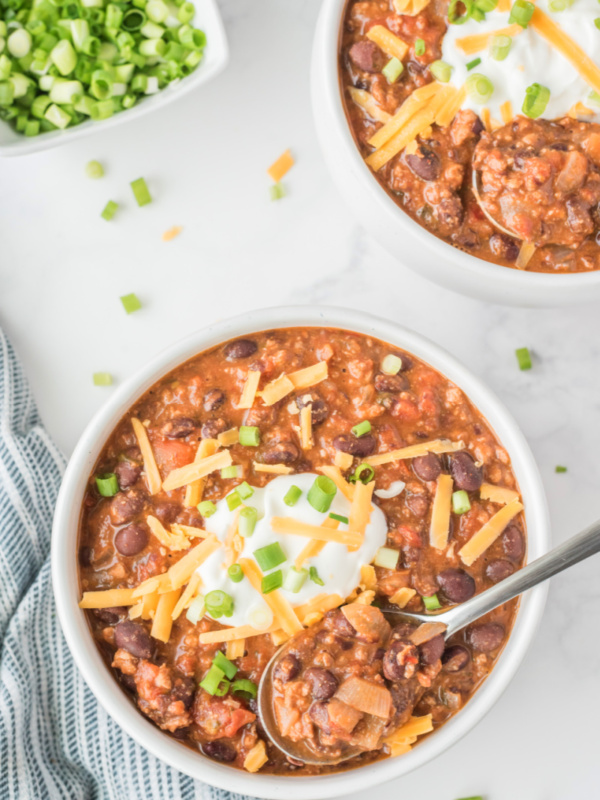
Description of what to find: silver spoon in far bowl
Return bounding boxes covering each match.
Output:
[257,516,600,766]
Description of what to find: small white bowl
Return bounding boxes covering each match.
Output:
[311,0,600,307]
[52,305,549,800]
[0,0,228,157]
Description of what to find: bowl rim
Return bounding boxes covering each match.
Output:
[313,0,600,290]
[52,305,550,799]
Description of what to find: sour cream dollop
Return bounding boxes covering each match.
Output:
[195,472,388,628]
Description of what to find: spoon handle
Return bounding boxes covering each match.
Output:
[444,517,600,637]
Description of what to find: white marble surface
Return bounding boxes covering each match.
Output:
[1,1,600,798]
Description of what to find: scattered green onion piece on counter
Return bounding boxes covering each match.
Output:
[307,475,337,512]
[374,546,400,570]
[284,485,302,507]
[254,542,286,572]
[270,183,285,201]
[515,347,532,370]
[186,594,205,624]
[226,492,242,511]
[228,564,244,583]
[489,34,512,61]
[200,664,225,695]
[213,651,238,679]
[93,372,113,386]
[595,17,600,28]
[309,566,325,586]
[455,796,484,800]
[205,590,234,619]
[198,500,217,518]
[85,160,104,179]
[430,60,453,83]
[239,506,258,537]
[509,0,534,27]
[231,679,258,700]
[423,594,442,611]
[95,473,119,496]
[349,463,375,485]
[466,73,494,104]
[448,0,474,24]
[101,200,119,221]
[283,566,308,593]
[130,176,152,206]
[522,82,550,118]
[261,569,283,594]
[239,426,260,447]
[352,420,372,438]
[382,56,404,84]
[329,512,349,524]
[452,490,471,515]
[120,293,141,313]
[466,57,481,71]
[221,465,240,479]
[555,465,567,473]
[381,354,402,375]
[236,481,254,500]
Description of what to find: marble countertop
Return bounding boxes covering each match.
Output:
[1,1,599,798]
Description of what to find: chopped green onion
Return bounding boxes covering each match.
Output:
[382,56,404,83]
[270,183,285,201]
[261,569,283,594]
[130,177,152,206]
[352,420,372,438]
[44,103,71,129]
[200,663,225,695]
[221,465,240,479]
[120,293,141,313]
[549,0,573,9]
[214,678,230,697]
[226,492,242,511]
[448,0,474,24]
[475,0,497,10]
[555,465,567,473]
[465,73,494,104]
[522,83,550,119]
[452,490,471,515]
[122,9,146,31]
[147,0,169,23]
[86,160,104,179]
[228,564,244,583]
[91,99,115,121]
[374,546,400,569]
[235,481,254,500]
[589,90,600,105]
[231,679,257,699]
[198,500,217,518]
[329,512,349,524]
[95,473,119,496]
[185,594,205,624]
[93,372,113,386]
[239,426,260,447]
[430,60,452,83]
[414,38,425,55]
[283,566,308,593]
[509,0,534,27]
[178,2,195,23]
[489,34,512,60]
[307,475,337,513]
[423,594,442,611]
[101,200,119,221]
[50,39,77,76]
[284,485,302,506]
[8,29,32,59]
[466,57,481,71]
[239,506,258,537]
[254,542,286,572]
[349,464,375,485]
[454,796,484,800]
[309,566,325,586]
[213,650,238,679]
[205,589,234,619]
[515,347,532,370]
[381,354,402,375]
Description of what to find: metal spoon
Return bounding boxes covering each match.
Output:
[471,168,523,240]
[258,517,600,766]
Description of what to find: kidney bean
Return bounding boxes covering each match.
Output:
[467,622,505,653]
[374,373,409,393]
[201,418,228,439]
[490,233,519,262]
[114,621,153,659]
[224,339,257,360]
[154,502,180,525]
[94,606,127,624]
[114,523,148,556]
[161,417,197,439]
[502,524,524,561]
[203,389,225,412]
[123,446,142,462]
[79,546,92,567]
[171,675,195,710]
[413,453,441,482]
[333,433,376,457]
[437,569,476,603]
[486,559,514,583]
[308,701,331,733]
[349,40,384,73]
[296,393,329,425]
[260,441,299,465]
[406,147,441,182]
[449,451,483,491]
[383,639,419,681]
[118,672,137,693]
[202,741,237,763]
[390,622,417,641]
[419,634,445,666]
[442,644,471,672]
[406,492,429,518]
[388,682,416,730]
[114,460,142,490]
[274,653,301,684]
[437,195,464,228]
[323,609,356,638]
[305,668,338,700]
[110,490,145,525]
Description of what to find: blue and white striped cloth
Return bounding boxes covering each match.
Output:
[0,327,254,800]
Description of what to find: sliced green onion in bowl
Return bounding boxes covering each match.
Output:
[522,83,550,119]
[349,463,375,485]
[515,347,532,370]
[283,566,308,593]
[352,420,372,437]
[86,159,104,179]
[131,176,152,206]
[248,604,273,630]
[374,546,400,569]
[549,0,573,10]
[329,512,349,524]
[430,60,452,83]
[213,651,238,679]
[93,372,113,386]
[284,485,302,507]
[239,506,258,538]
[120,293,141,313]
[95,473,119,496]
[465,73,494,104]
[236,481,254,500]
[381,354,402,375]
[452,489,471,515]
[474,0,498,10]
[254,542,286,572]
[423,594,442,611]
[185,594,205,624]
[228,564,244,583]
[309,566,325,586]
[466,57,481,71]
[198,500,217,518]
[239,426,260,447]
[205,589,234,619]
[307,475,337,512]
[200,663,225,695]
[231,679,258,700]
[382,56,404,84]
[509,0,534,27]
[261,569,283,594]
[214,678,230,697]
[414,37,425,55]
[489,34,512,61]
[226,492,242,511]
[221,465,240,479]
[448,0,474,24]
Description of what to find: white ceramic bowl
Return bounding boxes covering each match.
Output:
[311,0,600,307]
[52,305,550,799]
[0,0,228,157]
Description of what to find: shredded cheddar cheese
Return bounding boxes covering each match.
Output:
[270,517,363,548]
[237,370,261,409]
[131,417,162,495]
[480,483,520,505]
[162,449,233,492]
[459,498,524,566]
[429,474,453,550]
[151,588,181,642]
[300,405,313,450]
[79,588,137,608]
[253,462,293,475]
[184,438,219,507]
[267,149,294,183]
[366,439,465,466]
[366,24,409,62]
[239,558,303,636]
[260,374,295,406]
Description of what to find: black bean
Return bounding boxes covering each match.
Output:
[419,634,445,666]
[449,451,483,491]
[308,701,331,733]
[489,233,520,262]
[123,446,142,462]
[114,460,142,490]
[323,609,356,638]
[161,417,197,439]
[349,40,384,72]
[502,524,524,561]
[110,490,145,525]
[172,675,195,710]
[153,502,180,525]
[203,389,225,412]
[115,523,148,556]
[486,559,514,583]
[296,393,329,425]
[202,741,237,763]
[94,606,127,624]
[201,418,228,439]
[437,569,476,603]
[467,622,505,653]
[406,147,441,181]
[333,433,376,457]
[390,622,418,641]
[260,441,299,465]
[442,644,471,672]
[406,492,429,518]
[273,653,301,684]
[304,668,338,701]
[114,621,153,659]
[437,195,464,228]
[224,339,258,360]
[413,453,442,482]
[79,546,92,567]
[374,373,409,393]
[383,639,419,682]
[118,672,137,693]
